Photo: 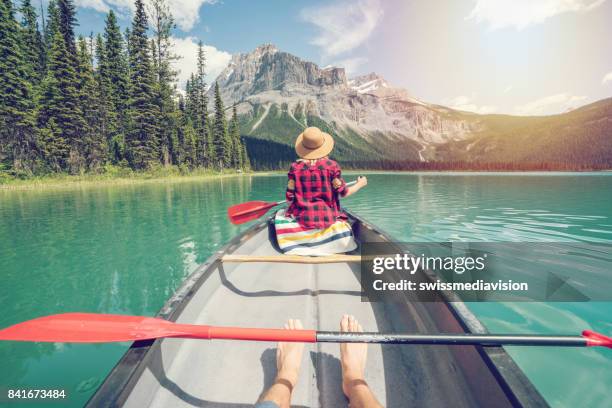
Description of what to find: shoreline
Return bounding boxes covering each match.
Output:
[2,168,611,191]
[0,170,274,191]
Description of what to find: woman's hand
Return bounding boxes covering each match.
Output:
[357,176,368,187]
[344,176,367,198]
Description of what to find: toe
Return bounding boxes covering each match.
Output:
[340,314,349,332]
[348,315,356,332]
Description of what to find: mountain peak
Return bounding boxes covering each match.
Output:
[252,43,279,56]
[212,44,348,105]
[348,72,389,94]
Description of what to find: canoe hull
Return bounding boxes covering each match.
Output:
[87,212,547,407]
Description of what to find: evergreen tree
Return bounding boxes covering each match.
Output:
[43,0,58,54]
[206,117,215,165]
[126,0,159,169]
[179,116,197,168]
[241,142,250,170]
[184,75,195,119]
[39,1,46,65]
[94,34,119,162]
[148,0,179,166]
[103,10,129,118]
[123,26,130,58]
[77,36,106,170]
[212,81,231,168]
[229,105,243,168]
[0,0,38,173]
[56,0,76,55]
[184,121,197,167]
[97,11,129,162]
[20,0,45,82]
[38,28,85,172]
[149,0,178,97]
[194,41,211,166]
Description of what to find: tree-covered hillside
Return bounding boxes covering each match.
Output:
[433,98,612,167]
[239,103,423,170]
[236,99,612,170]
[0,0,249,179]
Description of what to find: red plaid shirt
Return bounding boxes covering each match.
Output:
[285,158,348,229]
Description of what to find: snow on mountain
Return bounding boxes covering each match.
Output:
[349,72,389,93]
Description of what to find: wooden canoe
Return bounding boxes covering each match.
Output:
[87,212,548,407]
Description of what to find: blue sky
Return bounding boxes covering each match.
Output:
[68,0,612,115]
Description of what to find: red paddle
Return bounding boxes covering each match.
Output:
[228,200,285,225]
[228,180,358,225]
[0,313,316,343]
[1,313,610,348]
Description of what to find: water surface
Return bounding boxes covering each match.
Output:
[1,173,611,407]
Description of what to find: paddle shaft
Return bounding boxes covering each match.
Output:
[316,332,588,347]
[208,328,605,347]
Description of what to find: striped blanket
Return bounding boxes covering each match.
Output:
[274,210,357,255]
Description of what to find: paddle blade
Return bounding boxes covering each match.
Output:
[227,201,278,225]
[0,313,185,343]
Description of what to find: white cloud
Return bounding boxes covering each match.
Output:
[514,93,588,115]
[75,0,216,31]
[503,85,513,93]
[300,0,383,57]
[602,71,612,85]
[328,57,368,75]
[169,0,216,31]
[171,36,231,89]
[76,0,111,13]
[466,0,606,30]
[443,95,498,114]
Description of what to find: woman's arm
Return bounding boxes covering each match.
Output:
[286,167,296,202]
[343,176,367,198]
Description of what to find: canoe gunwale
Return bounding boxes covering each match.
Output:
[87,210,548,408]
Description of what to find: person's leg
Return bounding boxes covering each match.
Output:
[340,315,383,408]
[257,319,305,408]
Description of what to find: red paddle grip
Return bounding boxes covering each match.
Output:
[210,327,317,342]
[582,330,612,348]
[231,204,275,218]
[170,324,316,342]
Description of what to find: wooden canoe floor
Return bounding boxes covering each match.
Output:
[121,226,504,408]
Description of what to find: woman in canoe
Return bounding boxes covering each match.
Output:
[275,126,367,255]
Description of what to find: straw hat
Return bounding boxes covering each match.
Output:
[295,127,334,160]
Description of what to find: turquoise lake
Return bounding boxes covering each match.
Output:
[1,172,611,407]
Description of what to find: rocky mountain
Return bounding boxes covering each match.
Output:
[211,44,612,170]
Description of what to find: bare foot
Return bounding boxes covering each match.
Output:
[340,314,367,397]
[276,319,305,388]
